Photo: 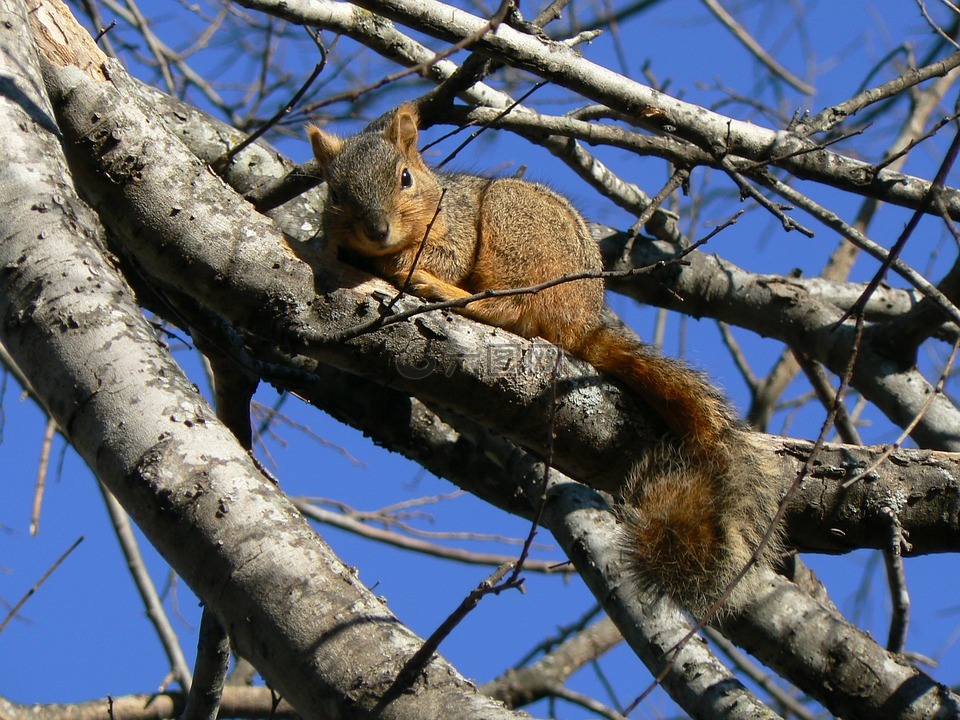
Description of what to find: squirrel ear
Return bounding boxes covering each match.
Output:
[387,103,420,159]
[306,124,343,168]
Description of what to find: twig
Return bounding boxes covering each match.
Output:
[914,0,960,51]
[0,536,83,634]
[717,320,758,392]
[737,126,867,174]
[719,157,814,236]
[252,402,364,466]
[98,0,235,117]
[548,685,627,720]
[99,488,193,689]
[514,605,605,666]
[749,66,960,431]
[295,499,568,573]
[745,350,800,432]
[392,189,447,303]
[481,615,625,715]
[881,507,912,653]
[311,0,517,110]
[792,351,862,445]
[369,344,566,712]
[505,343,563,586]
[755,170,960,328]
[873,111,960,174]
[532,0,571,27]
[839,124,960,325]
[373,563,522,712]
[123,0,176,93]
[699,0,814,95]
[618,166,690,264]
[29,417,56,536]
[217,31,327,166]
[179,610,231,720]
[306,493,549,547]
[435,83,547,168]
[94,19,117,46]
[76,0,118,57]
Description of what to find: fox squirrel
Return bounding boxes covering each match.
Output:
[307,104,781,614]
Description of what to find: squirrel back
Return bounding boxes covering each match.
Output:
[308,104,781,615]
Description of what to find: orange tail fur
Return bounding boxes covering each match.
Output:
[577,325,733,452]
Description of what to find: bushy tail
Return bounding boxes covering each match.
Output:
[576,325,781,614]
[578,325,734,451]
[619,434,780,614]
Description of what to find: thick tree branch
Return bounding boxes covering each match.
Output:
[720,571,960,720]
[3,6,530,717]
[600,230,960,451]
[479,616,623,709]
[0,689,298,720]
[32,42,960,555]
[16,3,960,717]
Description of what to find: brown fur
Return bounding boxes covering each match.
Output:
[308,105,782,614]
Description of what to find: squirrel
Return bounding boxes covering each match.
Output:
[307,103,781,615]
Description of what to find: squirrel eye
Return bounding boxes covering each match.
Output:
[400,168,413,188]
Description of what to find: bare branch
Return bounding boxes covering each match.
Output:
[798,50,960,135]
[481,616,624,713]
[0,537,83,635]
[698,0,814,95]
[99,489,193,690]
[0,689,299,720]
[295,499,569,572]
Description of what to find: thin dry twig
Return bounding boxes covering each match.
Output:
[618,166,690,263]
[310,0,517,110]
[123,0,175,92]
[305,494,549,547]
[217,32,327,166]
[840,125,960,325]
[792,351,863,445]
[295,499,568,572]
[719,157,814,236]
[96,0,235,117]
[914,0,960,51]
[372,562,521,712]
[30,417,56,536]
[0,536,83,634]
[882,507,912,653]
[698,0,814,95]
[756,171,960,328]
[99,488,193,689]
[716,320,759,392]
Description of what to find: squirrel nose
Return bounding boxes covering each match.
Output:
[363,214,390,243]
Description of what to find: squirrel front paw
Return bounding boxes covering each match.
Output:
[405,270,472,303]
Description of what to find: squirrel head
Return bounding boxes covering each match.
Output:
[307,104,443,257]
